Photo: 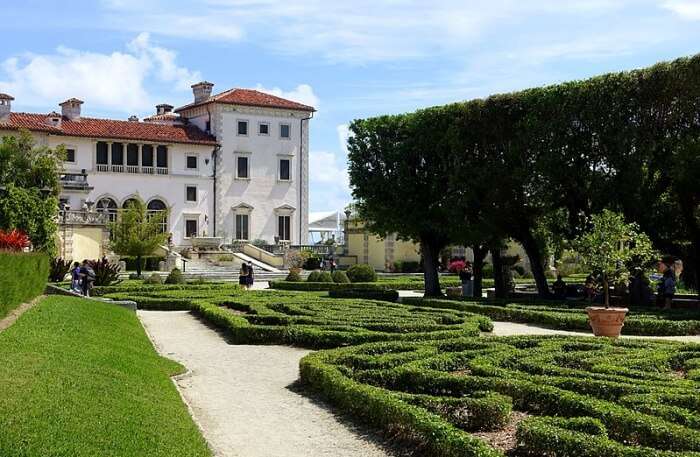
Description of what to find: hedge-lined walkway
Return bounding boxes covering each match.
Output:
[491,321,700,343]
[138,310,393,457]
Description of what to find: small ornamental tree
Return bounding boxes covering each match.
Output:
[109,200,168,277]
[574,210,656,307]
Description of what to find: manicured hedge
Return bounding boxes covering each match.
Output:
[328,288,399,302]
[405,298,700,336]
[0,252,48,319]
[300,335,700,456]
[269,280,392,291]
[101,285,492,349]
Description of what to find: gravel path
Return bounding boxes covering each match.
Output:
[138,310,392,457]
[490,321,700,343]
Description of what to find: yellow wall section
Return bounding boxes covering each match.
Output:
[71,227,104,261]
[343,219,421,271]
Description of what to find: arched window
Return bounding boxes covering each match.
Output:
[147,199,168,233]
[96,197,118,222]
[122,198,139,209]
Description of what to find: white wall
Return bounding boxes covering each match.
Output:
[205,104,310,244]
[45,135,215,246]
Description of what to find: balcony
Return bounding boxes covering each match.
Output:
[95,164,169,175]
[59,209,109,226]
[59,172,93,192]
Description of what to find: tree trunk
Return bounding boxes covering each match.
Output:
[421,239,443,297]
[678,196,700,297]
[136,254,142,277]
[519,229,551,298]
[491,247,507,299]
[603,274,610,308]
[472,245,487,299]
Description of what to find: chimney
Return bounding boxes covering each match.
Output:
[59,98,84,121]
[46,111,62,128]
[191,81,214,104]
[128,115,139,122]
[156,103,174,115]
[0,93,13,123]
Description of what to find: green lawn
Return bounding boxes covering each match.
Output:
[0,296,211,457]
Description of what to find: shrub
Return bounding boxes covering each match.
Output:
[317,271,333,283]
[286,267,302,282]
[251,238,268,248]
[86,258,121,287]
[188,276,208,285]
[347,264,377,283]
[165,268,185,284]
[332,271,350,283]
[482,263,494,278]
[0,252,48,319]
[307,271,322,282]
[49,257,72,282]
[144,273,163,285]
[400,260,421,273]
[121,256,164,272]
[217,254,235,262]
[0,229,30,251]
[328,288,399,302]
[284,249,304,269]
[128,273,142,280]
[303,255,322,271]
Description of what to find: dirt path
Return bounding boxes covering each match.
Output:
[138,310,392,457]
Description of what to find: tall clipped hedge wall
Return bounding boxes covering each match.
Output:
[0,252,49,319]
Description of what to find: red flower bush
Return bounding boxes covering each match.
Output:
[448,260,466,273]
[0,229,30,251]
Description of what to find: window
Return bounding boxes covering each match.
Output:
[126,144,139,166]
[185,219,198,238]
[156,145,168,168]
[185,185,197,202]
[280,123,290,139]
[96,197,118,222]
[186,155,198,170]
[205,120,211,133]
[96,142,109,164]
[278,215,291,241]
[236,156,249,179]
[279,158,290,181]
[147,199,168,233]
[237,120,248,136]
[235,214,249,240]
[65,148,76,163]
[141,145,154,167]
[111,143,124,165]
[258,122,269,135]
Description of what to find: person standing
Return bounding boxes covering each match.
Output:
[80,260,95,297]
[71,261,82,293]
[247,261,255,289]
[239,263,249,290]
[330,258,336,274]
[657,256,677,309]
[552,274,567,299]
[459,262,474,298]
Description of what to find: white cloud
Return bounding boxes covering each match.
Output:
[309,149,351,212]
[336,124,350,154]
[661,0,700,19]
[0,33,199,113]
[99,0,638,64]
[254,83,319,108]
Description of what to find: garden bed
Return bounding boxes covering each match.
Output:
[101,286,492,349]
[406,298,700,336]
[300,335,700,456]
[0,295,210,457]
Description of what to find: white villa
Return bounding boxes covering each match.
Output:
[0,82,314,258]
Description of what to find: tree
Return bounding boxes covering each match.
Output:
[347,107,460,297]
[109,199,168,277]
[0,130,62,253]
[573,210,656,307]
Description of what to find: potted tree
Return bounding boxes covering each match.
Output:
[574,210,655,337]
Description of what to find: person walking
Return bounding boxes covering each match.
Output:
[239,263,249,290]
[246,261,255,289]
[70,261,82,293]
[80,260,95,297]
[330,258,336,274]
[459,262,474,298]
[657,256,677,309]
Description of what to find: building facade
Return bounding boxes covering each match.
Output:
[0,83,314,254]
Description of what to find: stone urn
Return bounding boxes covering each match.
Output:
[585,307,629,338]
[446,287,462,298]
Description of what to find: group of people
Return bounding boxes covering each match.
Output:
[238,261,255,290]
[319,257,337,273]
[70,260,96,297]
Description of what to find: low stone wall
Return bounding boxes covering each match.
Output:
[45,284,137,312]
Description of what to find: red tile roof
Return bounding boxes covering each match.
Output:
[0,112,217,145]
[175,88,316,113]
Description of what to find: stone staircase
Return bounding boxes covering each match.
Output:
[179,257,288,282]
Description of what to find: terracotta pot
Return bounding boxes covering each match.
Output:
[585,307,629,338]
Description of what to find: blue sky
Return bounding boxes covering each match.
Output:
[2,0,700,213]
